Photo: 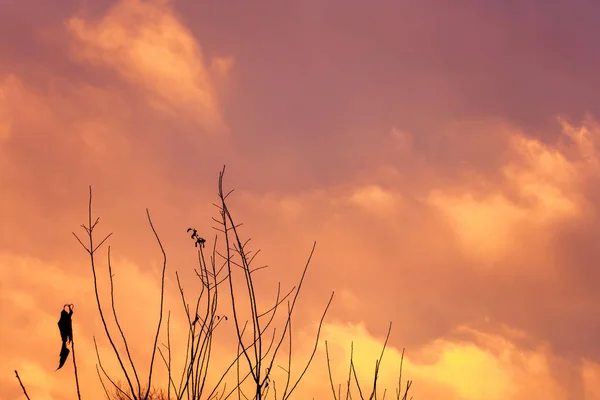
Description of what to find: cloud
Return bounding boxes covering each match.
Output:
[427,127,583,264]
[316,321,588,400]
[218,116,600,398]
[3,0,600,398]
[66,0,228,133]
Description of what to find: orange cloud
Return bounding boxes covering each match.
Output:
[66,0,228,133]
[3,0,600,398]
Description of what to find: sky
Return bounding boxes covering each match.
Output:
[2,0,600,399]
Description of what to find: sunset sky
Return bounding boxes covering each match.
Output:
[2,0,600,399]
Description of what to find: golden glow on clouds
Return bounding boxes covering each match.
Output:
[67,0,227,131]
[428,123,590,263]
[582,361,600,399]
[348,185,402,216]
[429,191,524,262]
[2,0,600,399]
[418,341,513,399]
[317,323,567,400]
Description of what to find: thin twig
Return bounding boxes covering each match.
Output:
[74,186,135,396]
[166,312,172,400]
[369,322,392,400]
[96,364,111,400]
[325,342,338,400]
[72,338,82,400]
[283,292,335,399]
[14,370,31,400]
[144,209,167,400]
[107,246,142,395]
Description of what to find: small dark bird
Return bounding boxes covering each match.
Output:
[56,304,73,370]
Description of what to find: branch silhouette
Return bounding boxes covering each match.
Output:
[61,168,415,400]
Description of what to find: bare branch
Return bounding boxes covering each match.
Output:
[283,292,335,399]
[76,186,136,397]
[14,370,31,400]
[369,322,392,400]
[107,247,142,395]
[144,209,167,400]
[325,342,338,400]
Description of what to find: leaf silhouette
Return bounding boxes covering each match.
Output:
[57,343,70,370]
[56,304,73,371]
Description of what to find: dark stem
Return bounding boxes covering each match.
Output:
[14,370,31,400]
[72,338,82,400]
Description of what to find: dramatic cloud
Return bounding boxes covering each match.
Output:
[67,0,227,133]
[2,0,600,399]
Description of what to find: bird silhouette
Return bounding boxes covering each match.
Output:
[56,304,73,370]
